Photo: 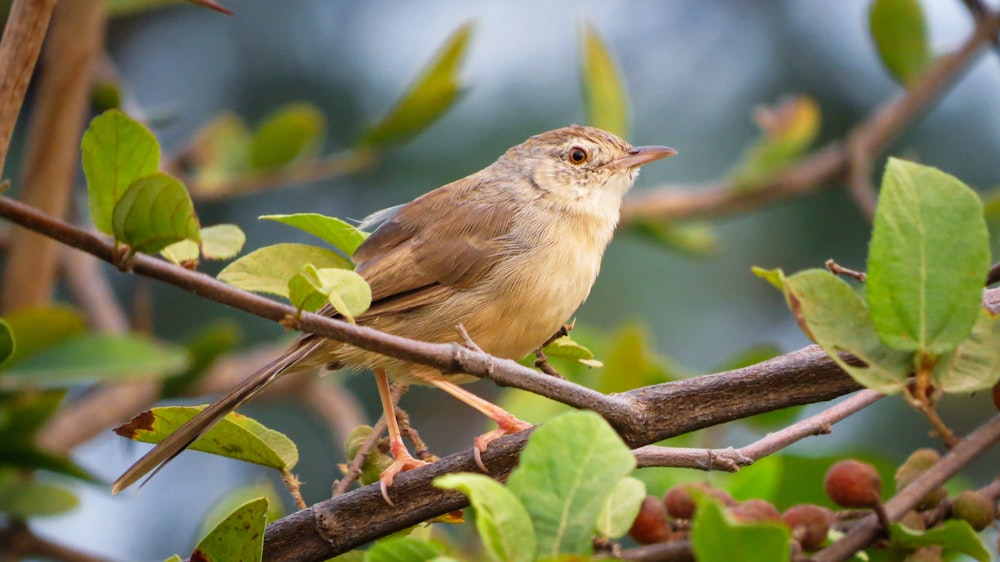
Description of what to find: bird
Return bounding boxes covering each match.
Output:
[112,125,676,501]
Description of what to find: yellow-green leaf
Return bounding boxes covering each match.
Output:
[249,103,325,170]
[191,498,267,562]
[361,22,472,149]
[261,213,368,256]
[869,0,931,85]
[580,22,628,138]
[81,109,161,234]
[218,243,353,298]
[114,406,298,470]
[112,172,201,254]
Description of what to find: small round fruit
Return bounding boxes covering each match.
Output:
[951,490,995,531]
[629,495,671,544]
[782,504,834,552]
[664,485,697,520]
[729,499,781,523]
[825,460,882,508]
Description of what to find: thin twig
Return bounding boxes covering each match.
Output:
[825,259,867,283]
[634,390,884,470]
[332,383,405,496]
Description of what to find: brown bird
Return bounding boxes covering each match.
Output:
[112,125,675,501]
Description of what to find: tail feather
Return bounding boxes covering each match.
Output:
[111,340,322,494]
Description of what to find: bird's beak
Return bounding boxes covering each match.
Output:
[610,145,677,171]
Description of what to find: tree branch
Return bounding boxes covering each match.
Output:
[620,13,1000,225]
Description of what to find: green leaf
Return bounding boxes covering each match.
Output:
[82,109,161,234]
[1,333,190,389]
[630,219,719,256]
[506,410,636,559]
[0,319,13,368]
[595,476,645,540]
[755,267,912,393]
[303,265,372,323]
[361,22,472,149]
[0,469,79,518]
[161,224,246,266]
[185,112,251,194]
[200,224,246,260]
[730,97,821,190]
[931,307,1000,392]
[2,306,86,367]
[199,481,285,540]
[869,0,931,85]
[364,537,445,562]
[0,444,95,481]
[435,473,535,562]
[0,389,65,440]
[112,172,201,254]
[580,22,628,138]
[261,213,369,256]
[219,243,353,298]
[887,519,990,562]
[114,406,298,470]
[249,103,326,170]
[691,498,790,562]
[868,158,990,355]
[288,272,329,313]
[191,497,268,562]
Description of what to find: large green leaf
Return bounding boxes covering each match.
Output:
[364,537,445,562]
[199,481,286,540]
[190,497,267,562]
[580,22,628,138]
[290,265,372,322]
[506,410,636,559]
[248,103,326,170]
[869,0,931,85]
[0,443,95,481]
[867,158,989,355]
[218,243,353,297]
[1,333,189,389]
[81,109,161,234]
[2,306,87,367]
[0,469,79,518]
[435,473,535,562]
[361,22,472,149]
[691,498,790,562]
[261,213,368,256]
[114,406,298,470]
[112,172,201,254]
[756,267,912,393]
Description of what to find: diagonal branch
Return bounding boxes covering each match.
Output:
[620,13,1000,224]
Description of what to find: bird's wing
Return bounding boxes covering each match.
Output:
[353,175,522,316]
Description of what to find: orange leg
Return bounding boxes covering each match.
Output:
[375,369,427,504]
[416,375,534,472]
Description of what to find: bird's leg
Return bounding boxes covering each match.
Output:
[416,375,533,472]
[375,369,427,504]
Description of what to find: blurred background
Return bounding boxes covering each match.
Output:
[9,0,1000,558]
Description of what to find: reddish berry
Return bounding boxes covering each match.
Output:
[781,504,834,551]
[729,499,781,523]
[664,485,697,519]
[824,460,882,508]
[951,490,995,531]
[628,495,671,544]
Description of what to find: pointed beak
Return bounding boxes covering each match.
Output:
[612,145,677,170]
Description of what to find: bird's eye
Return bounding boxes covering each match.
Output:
[568,147,589,164]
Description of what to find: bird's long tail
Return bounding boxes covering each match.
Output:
[111,339,323,494]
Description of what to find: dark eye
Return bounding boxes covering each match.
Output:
[568,147,589,164]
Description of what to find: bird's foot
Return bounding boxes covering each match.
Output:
[473,414,534,473]
[379,441,429,506]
